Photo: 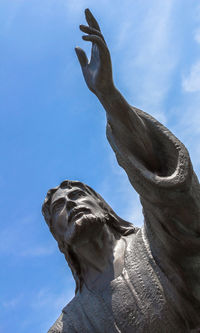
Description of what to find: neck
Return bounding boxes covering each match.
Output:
[72,225,126,290]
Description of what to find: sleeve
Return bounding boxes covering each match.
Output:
[106,107,200,255]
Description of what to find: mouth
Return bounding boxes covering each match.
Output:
[68,207,91,224]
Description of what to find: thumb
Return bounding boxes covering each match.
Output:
[75,47,88,68]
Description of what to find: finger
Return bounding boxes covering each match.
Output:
[80,25,106,43]
[82,35,109,58]
[75,47,88,67]
[85,8,101,31]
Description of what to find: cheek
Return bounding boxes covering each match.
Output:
[82,199,102,211]
[90,201,105,215]
[52,210,68,235]
[63,223,77,244]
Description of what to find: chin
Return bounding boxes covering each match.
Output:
[64,214,106,246]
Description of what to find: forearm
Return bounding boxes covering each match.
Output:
[77,10,160,172]
[97,87,159,171]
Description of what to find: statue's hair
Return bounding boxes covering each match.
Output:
[42,180,136,293]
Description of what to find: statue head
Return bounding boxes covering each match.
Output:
[42,180,135,292]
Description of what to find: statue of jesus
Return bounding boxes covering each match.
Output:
[43,9,200,333]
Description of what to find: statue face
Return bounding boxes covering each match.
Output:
[50,184,106,246]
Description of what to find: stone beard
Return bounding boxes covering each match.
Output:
[43,9,200,333]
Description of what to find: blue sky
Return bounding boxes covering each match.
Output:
[1,0,200,332]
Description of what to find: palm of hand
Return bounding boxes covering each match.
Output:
[75,9,113,96]
[83,44,102,93]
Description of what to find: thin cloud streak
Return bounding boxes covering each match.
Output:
[31,286,75,332]
[182,61,200,92]
[0,215,56,258]
[2,295,23,309]
[194,28,200,44]
[178,7,200,173]
[20,244,56,257]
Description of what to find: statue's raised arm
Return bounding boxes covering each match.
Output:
[76,9,200,233]
[75,9,159,172]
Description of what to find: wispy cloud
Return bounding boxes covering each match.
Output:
[0,214,56,258]
[178,4,200,174]
[194,28,200,44]
[171,95,200,176]
[20,244,55,257]
[182,6,200,94]
[63,0,109,18]
[2,294,23,309]
[1,285,75,333]
[182,61,200,92]
[112,0,177,123]
[32,288,64,309]
[2,0,24,33]
[31,285,75,332]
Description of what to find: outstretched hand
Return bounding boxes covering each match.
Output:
[75,9,114,97]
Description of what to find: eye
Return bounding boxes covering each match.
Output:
[68,190,87,200]
[77,192,86,198]
[52,199,65,214]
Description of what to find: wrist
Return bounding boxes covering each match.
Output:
[96,85,119,105]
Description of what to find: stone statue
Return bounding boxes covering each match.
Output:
[42,9,200,333]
